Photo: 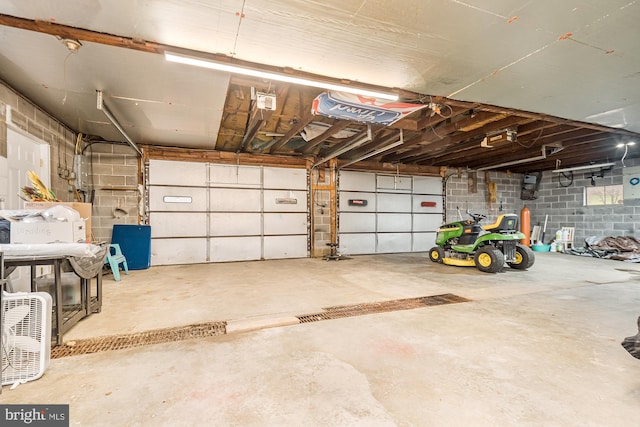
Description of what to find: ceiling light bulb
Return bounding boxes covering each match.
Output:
[61,38,82,53]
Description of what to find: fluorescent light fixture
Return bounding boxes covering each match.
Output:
[340,130,404,169]
[476,154,547,171]
[476,145,553,171]
[551,162,615,173]
[165,52,399,101]
[616,141,636,148]
[312,126,373,168]
[476,144,566,171]
[340,139,404,168]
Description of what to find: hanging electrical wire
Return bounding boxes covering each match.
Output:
[75,133,83,155]
[56,134,63,176]
[558,171,573,187]
[516,127,544,149]
[619,141,635,167]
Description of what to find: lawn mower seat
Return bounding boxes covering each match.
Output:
[458,223,485,245]
[483,214,519,233]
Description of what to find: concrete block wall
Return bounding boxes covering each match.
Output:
[84,143,140,242]
[529,158,640,247]
[444,163,640,248]
[444,169,525,224]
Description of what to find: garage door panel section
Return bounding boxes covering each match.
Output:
[340,212,376,233]
[377,193,411,212]
[377,233,412,253]
[152,237,208,265]
[413,176,442,194]
[339,233,376,255]
[210,188,261,211]
[150,212,207,238]
[210,213,261,236]
[413,214,443,232]
[264,190,307,212]
[412,195,443,212]
[262,167,308,260]
[377,175,412,192]
[210,236,262,262]
[208,164,261,188]
[264,235,308,259]
[264,213,307,235]
[339,171,376,192]
[149,186,207,212]
[264,167,306,190]
[149,160,207,186]
[377,213,411,232]
[340,191,375,212]
[413,232,437,252]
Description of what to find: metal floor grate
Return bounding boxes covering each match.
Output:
[297,293,470,323]
[51,321,227,358]
[51,294,470,358]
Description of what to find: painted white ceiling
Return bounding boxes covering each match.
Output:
[1,0,639,150]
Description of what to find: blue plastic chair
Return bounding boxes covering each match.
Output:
[105,243,129,281]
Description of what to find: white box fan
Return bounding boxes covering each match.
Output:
[2,291,52,386]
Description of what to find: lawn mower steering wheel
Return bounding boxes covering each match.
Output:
[469,212,486,223]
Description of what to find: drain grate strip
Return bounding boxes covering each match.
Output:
[51,294,470,358]
[51,321,227,359]
[297,293,469,323]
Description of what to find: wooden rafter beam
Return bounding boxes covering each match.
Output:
[427,96,640,138]
[267,112,314,154]
[144,145,308,167]
[386,115,532,163]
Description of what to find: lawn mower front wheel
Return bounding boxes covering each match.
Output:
[474,246,505,273]
[428,246,445,263]
[508,244,535,270]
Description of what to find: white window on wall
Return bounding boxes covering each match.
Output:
[584,185,624,206]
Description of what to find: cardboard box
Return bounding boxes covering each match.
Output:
[9,220,86,244]
[23,202,92,239]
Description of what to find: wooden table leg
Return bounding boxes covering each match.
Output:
[54,259,63,346]
[30,264,37,292]
[96,270,102,313]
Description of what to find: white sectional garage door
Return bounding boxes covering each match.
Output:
[148,160,308,265]
[338,171,442,255]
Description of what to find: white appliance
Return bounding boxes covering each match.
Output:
[2,291,52,386]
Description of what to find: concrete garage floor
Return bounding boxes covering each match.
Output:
[2,252,640,426]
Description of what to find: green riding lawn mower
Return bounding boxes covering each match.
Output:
[428,211,535,273]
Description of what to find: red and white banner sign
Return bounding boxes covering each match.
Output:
[312,91,428,125]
